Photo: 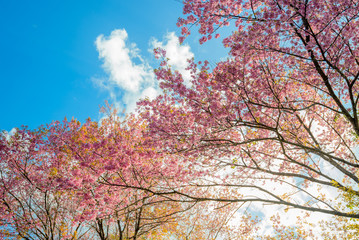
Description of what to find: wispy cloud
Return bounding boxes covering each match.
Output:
[151,32,194,86]
[2,128,17,141]
[94,29,194,113]
[94,29,156,112]
[96,29,154,93]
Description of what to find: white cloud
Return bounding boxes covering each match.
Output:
[95,29,157,113]
[9,128,16,136]
[94,29,195,113]
[96,29,154,93]
[233,179,339,238]
[2,128,17,141]
[151,32,194,86]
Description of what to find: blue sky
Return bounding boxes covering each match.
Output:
[0,0,227,131]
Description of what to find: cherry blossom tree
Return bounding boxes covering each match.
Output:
[0,117,185,239]
[1,109,244,239]
[138,0,359,230]
[0,128,89,239]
